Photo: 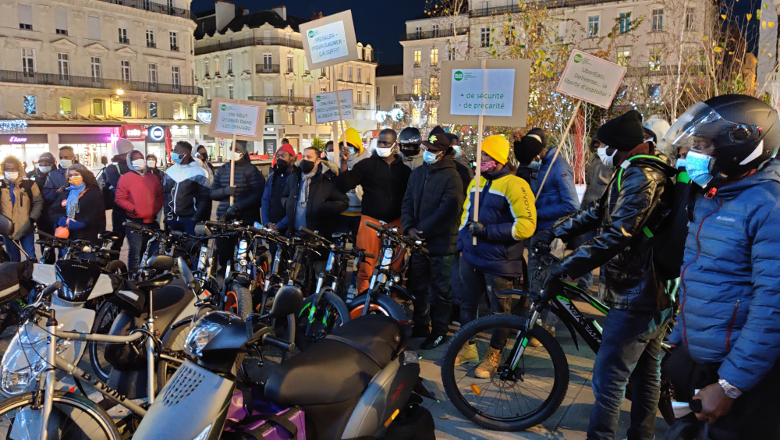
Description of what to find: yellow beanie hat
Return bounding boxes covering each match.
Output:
[481,135,510,164]
[340,127,363,154]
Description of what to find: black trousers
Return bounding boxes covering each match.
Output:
[408,252,454,335]
[110,208,127,259]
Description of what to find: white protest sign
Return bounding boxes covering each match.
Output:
[207,98,266,142]
[450,69,516,117]
[556,50,627,109]
[299,10,359,70]
[314,90,354,124]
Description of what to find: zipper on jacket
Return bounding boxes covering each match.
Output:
[725,299,740,351]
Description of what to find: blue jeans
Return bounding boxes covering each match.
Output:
[4,233,36,262]
[126,222,159,273]
[588,307,672,440]
[168,218,197,236]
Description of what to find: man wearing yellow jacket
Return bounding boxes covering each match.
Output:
[455,135,537,378]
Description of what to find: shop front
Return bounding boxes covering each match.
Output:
[0,134,49,172]
[59,133,114,171]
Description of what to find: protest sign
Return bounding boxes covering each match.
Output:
[556,50,627,109]
[299,11,359,70]
[314,90,354,124]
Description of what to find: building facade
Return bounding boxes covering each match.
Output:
[194,2,377,156]
[0,0,202,169]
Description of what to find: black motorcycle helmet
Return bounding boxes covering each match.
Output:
[664,94,780,184]
[398,127,422,157]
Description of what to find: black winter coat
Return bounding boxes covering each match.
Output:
[104,158,130,211]
[281,165,349,238]
[210,158,265,221]
[550,156,676,312]
[337,153,412,222]
[401,157,464,256]
[49,186,106,245]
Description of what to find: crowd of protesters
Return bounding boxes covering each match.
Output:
[0,93,778,439]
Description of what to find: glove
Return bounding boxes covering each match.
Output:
[468,221,487,239]
[539,262,566,300]
[67,220,86,231]
[57,217,68,227]
[225,186,237,197]
[224,205,239,219]
[533,228,557,246]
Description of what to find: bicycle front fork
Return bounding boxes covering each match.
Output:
[505,302,541,373]
[39,312,58,440]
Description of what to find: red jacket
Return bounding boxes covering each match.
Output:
[115,171,163,224]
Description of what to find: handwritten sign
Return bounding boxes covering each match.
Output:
[556,50,627,109]
[314,90,354,124]
[450,69,515,117]
[299,10,359,70]
[206,98,266,142]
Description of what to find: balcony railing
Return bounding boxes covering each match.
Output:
[196,37,304,56]
[101,0,190,18]
[247,96,313,106]
[354,103,374,110]
[400,27,470,41]
[470,0,609,17]
[395,93,440,102]
[255,64,281,74]
[0,70,202,96]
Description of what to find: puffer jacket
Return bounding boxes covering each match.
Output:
[0,176,43,240]
[210,157,265,220]
[550,155,676,312]
[458,167,536,277]
[401,155,464,256]
[163,162,211,222]
[261,164,296,230]
[280,164,349,238]
[337,153,412,222]
[114,165,163,224]
[669,160,780,392]
[530,147,580,231]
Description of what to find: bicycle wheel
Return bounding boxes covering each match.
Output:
[155,318,191,395]
[348,292,406,321]
[88,302,121,383]
[0,390,120,440]
[224,282,253,319]
[441,313,569,431]
[295,289,350,350]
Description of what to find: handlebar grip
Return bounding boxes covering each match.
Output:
[103,250,120,256]
[364,253,376,260]
[419,246,430,255]
[263,335,295,353]
[204,221,224,227]
[689,399,703,414]
[37,230,55,240]
[41,281,62,297]
[249,226,265,235]
[299,227,317,237]
[123,222,145,231]
[365,222,384,232]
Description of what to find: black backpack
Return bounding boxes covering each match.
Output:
[100,164,123,210]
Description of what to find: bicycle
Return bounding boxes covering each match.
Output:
[440,243,676,431]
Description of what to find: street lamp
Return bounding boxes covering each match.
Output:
[116,89,124,96]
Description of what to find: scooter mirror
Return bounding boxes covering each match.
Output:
[269,285,304,319]
[177,257,195,285]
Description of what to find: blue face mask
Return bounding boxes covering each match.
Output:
[171,152,184,164]
[676,158,687,170]
[685,151,715,187]
[529,159,542,170]
[422,150,438,164]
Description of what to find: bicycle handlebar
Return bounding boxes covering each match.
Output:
[37,230,56,240]
[263,335,295,353]
[365,221,429,254]
[366,221,384,232]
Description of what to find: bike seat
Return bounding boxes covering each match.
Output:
[135,273,174,291]
[98,231,122,242]
[144,255,175,272]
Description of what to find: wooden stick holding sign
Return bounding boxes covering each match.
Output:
[537,50,628,197]
[229,134,237,205]
[472,59,488,246]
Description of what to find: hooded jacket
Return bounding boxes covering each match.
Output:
[102,154,130,210]
[529,147,580,231]
[262,163,296,230]
[210,155,265,220]
[163,161,211,222]
[550,152,676,312]
[669,160,780,393]
[114,154,164,224]
[337,153,412,222]
[458,167,536,277]
[401,153,464,256]
[280,163,349,237]
[49,185,105,244]
[0,174,43,241]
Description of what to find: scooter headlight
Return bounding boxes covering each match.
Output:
[184,311,242,358]
[1,368,32,395]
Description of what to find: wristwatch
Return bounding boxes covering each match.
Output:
[718,378,742,399]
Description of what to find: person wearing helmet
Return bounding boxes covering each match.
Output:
[663,95,780,439]
[398,127,425,170]
[455,135,536,377]
[535,109,677,440]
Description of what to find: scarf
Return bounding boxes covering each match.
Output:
[299,167,317,208]
[66,183,86,219]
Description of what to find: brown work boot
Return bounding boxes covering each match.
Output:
[474,347,502,379]
[529,321,555,347]
[455,342,478,366]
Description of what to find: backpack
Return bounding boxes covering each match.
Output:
[100,164,122,210]
[0,179,36,210]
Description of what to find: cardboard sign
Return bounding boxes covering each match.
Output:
[439,59,531,127]
[206,98,266,142]
[299,10,359,70]
[314,90,354,124]
[556,50,627,109]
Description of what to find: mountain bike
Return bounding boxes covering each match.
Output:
[440,243,676,431]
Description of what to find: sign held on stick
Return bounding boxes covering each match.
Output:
[314,90,354,124]
[299,10,359,70]
[556,50,627,109]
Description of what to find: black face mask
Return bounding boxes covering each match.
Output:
[299,159,315,174]
[401,147,420,157]
[276,159,288,170]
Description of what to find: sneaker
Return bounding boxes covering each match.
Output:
[455,343,478,366]
[475,347,502,379]
[412,325,431,339]
[420,333,447,350]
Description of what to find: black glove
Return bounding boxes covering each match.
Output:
[533,228,557,246]
[468,221,487,239]
[224,204,239,219]
[539,262,566,300]
[225,186,237,197]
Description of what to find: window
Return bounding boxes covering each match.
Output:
[55,10,68,35]
[393,85,398,95]
[288,111,294,124]
[430,49,439,66]
[18,4,32,30]
[348,66,353,81]
[284,32,291,46]
[58,53,70,80]
[287,54,293,72]
[265,109,274,124]
[228,84,234,99]
[172,66,180,87]
[366,91,370,106]
[448,47,456,60]
[263,53,272,68]
[21,48,35,76]
[123,101,132,117]
[414,50,421,67]
[288,85,294,98]
[430,107,438,125]
[652,9,664,31]
[119,27,129,44]
[432,24,439,37]
[146,29,156,48]
[413,78,421,94]
[92,99,104,116]
[215,57,220,75]
[227,56,233,73]
[588,16,599,37]
[617,49,630,67]
[430,77,439,95]
[91,57,101,80]
[205,86,210,99]
[305,113,311,125]
[685,8,696,31]
[357,68,362,82]
[649,48,662,71]
[415,26,422,38]
[149,64,158,84]
[59,97,72,115]
[149,102,158,118]
[23,95,36,115]
[481,27,490,47]
[648,84,661,99]
[167,0,174,11]
[88,16,100,40]
[506,26,515,45]
[619,13,631,34]
[357,91,362,104]
[204,59,210,76]
[121,60,131,81]
[170,32,178,51]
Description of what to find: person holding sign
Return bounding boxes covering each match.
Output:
[534,110,676,440]
[455,135,536,376]
[335,127,369,239]
[401,133,464,350]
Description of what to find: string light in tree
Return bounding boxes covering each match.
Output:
[0,120,27,133]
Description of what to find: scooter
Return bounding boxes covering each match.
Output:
[132,263,440,440]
